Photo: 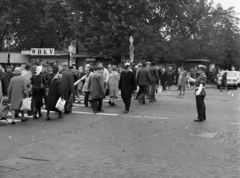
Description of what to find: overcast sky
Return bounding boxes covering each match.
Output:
[212,0,240,15]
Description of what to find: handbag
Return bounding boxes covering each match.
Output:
[20,97,32,111]
[65,94,73,113]
[55,97,66,112]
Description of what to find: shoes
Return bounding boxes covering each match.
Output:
[138,100,142,104]
[45,117,51,121]
[123,110,129,113]
[194,119,203,122]
[39,113,43,117]
[33,116,39,120]
[11,121,16,125]
[179,93,182,95]
[58,115,63,119]
[108,100,112,105]
[97,109,104,112]
[21,117,29,122]
[93,111,97,114]
[111,103,116,106]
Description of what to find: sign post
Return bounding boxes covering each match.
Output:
[129,36,134,62]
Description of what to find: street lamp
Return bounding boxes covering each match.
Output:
[129,36,134,63]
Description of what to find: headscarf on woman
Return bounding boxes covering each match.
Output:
[35,66,43,75]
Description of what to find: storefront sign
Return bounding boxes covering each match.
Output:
[31,48,55,55]
[86,58,96,62]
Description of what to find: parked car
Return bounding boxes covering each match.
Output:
[237,71,240,86]
[217,71,238,89]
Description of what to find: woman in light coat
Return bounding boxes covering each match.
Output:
[107,67,120,106]
[178,66,187,96]
[81,66,93,107]
[8,67,29,125]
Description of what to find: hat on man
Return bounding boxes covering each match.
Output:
[124,63,130,66]
[197,65,207,70]
[13,67,22,75]
[62,62,68,66]
[86,64,91,67]
[146,61,151,65]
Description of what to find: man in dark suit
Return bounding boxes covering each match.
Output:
[119,63,137,113]
[160,68,168,91]
[136,63,152,104]
[148,61,159,102]
[61,63,75,114]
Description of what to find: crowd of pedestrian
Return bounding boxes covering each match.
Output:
[0,59,213,125]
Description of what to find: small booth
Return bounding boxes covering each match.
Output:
[21,49,69,65]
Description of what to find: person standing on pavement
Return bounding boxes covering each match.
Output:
[136,63,152,104]
[81,66,93,107]
[160,68,168,91]
[108,66,120,106]
[8,67,29,124]
[119,63,136,113]
[148,61,159,102]
[178,66,187,96]
[167,66,174,90]
[220,72,228,91]
[187,65,207,122]
[61,63,75,114]
[88,67,105,114]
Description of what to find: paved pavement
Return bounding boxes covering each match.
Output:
[0,84,239,178]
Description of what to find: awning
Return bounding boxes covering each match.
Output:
[185,59,209,63]
[10,53,28,63]
[0,53,9,63]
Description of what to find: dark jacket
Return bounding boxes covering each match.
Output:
[119,71,136,99]
[61,69,75,101]
[88,72,105,99]
[1,72,10,95]
[136,67,152,86]
[160,72,168,85]
[148,66,159,84]
[46,77,62,111]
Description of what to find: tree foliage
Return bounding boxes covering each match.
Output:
[0,0,240,67]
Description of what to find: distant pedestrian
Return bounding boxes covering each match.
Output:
[167,67,174,90]
[160,68,168,91]
[88,67,105,114]
[31,66,46,119]
[148,61,159,102]
[136,63,151,104]
[119,63,136,113]
[61,63,75,114]
[81,66,93,107]
[45,73,63,121]
[8,67,29,125]
[178,66,187,96]
[220,72,228,91]
[108,66,120,106]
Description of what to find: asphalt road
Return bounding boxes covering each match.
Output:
[0,84,239,178]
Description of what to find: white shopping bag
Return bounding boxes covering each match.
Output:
[157,85,162,97]
[20,97,32,111]
[55,97,66,111]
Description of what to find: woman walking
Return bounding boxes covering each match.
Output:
[108,67,120,106]
[8,67,29,125]
[178,66,187,96]
[31,66,46,119]
[45,73,63,120]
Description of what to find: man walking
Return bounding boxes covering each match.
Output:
[88,67,105,114]
[119,63,136,113]
[61,63,75,114]
[148,61,159,102]
[136,63,152,104]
